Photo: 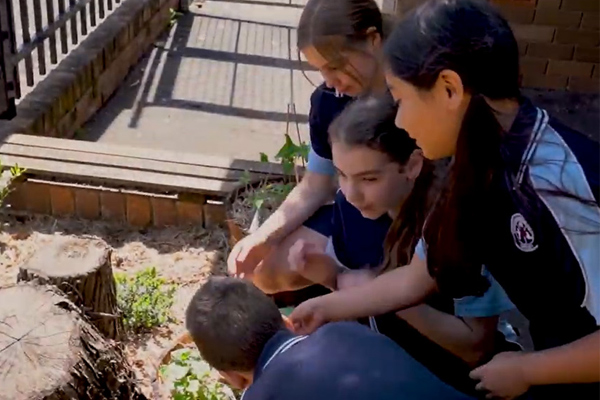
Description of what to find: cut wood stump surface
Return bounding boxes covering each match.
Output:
[17,237,123,340]
[0,284,145,400]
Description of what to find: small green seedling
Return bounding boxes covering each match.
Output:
[0,161,25,206]
[115,267,176,333]
[169,8,183,26]
[160,348,235,400]
[274,134,309,177]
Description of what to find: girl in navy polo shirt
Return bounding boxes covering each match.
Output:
[291,0,599,398]
[288,93,519,396]
[228,0,394,294]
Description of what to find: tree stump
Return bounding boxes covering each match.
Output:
[17,237,123,340]
[0,284,145,400]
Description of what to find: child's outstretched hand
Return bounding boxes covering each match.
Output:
[288,239,338,289]
[289,296,331,335]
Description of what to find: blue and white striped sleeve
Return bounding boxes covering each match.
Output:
[414,238,515,318]
[526,122,600,324]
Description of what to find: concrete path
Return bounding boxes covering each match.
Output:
[78,0,598,162]
[81,0,324,161]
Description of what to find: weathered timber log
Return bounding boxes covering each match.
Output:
[0,284,145,400]
[17,237,123,340]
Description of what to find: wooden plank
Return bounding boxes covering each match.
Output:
[4,134,295,176]
[0,142,261,182]
[0,154,239,195]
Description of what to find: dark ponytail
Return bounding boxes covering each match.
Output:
[381,159,446,273]
[425,95,504,296]
[383,0,520,297]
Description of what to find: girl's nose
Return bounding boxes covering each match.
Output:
[322,71,338,90]
[344,184,363,206]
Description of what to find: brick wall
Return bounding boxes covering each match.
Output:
[393,0,600,93]
[0,0,179,138]
[4,178,228,228]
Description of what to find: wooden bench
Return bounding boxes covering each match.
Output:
[0,133,293,198]
[0,133,298,227]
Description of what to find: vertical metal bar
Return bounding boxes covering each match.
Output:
[98,0,104,19]
[106,0,111,12]
[179,0,189,13]
[89,0,96,27]
[45,0,58,64]
[68,0,77,44]
[0,0,19,117]
[80,0,87,36]
[32,0,46,75]
[57,0,68,53]
[17,0,34,86]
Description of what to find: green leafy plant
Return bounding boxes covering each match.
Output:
[160,348,235,400]
[0,162,25,206]
[260,134,309,179]
[233,103,308,220]
[246,181,294,211]
[169,8,183,27]
[115,267,176,332]
[260,102,310,180]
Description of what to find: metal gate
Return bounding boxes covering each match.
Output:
[0,0,18,119]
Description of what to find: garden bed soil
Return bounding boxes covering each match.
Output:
[0,214,229,399]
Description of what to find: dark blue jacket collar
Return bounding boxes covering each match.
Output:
[253,329,296,381]
[500,96,541,177]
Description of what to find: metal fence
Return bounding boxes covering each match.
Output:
[0,0,124,119]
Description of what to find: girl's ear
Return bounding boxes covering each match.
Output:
[218,370,252,390]
[436,69,465,111]
[365,26,382,49]
[404,149,424,180]
[282,314,295,332]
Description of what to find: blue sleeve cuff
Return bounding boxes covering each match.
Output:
[307,146,336,176]
[415,238,426,260]
[454,267,516,317]
[414,239,514,318]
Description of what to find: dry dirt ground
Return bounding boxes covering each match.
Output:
[0,213,230,398]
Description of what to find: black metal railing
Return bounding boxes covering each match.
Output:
[0,0,124,118]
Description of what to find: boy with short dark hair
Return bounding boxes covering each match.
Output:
[185,277,476,400]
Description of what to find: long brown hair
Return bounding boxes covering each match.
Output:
[297,0,394,90]
[381,159,448,273]
[329,94,446,273]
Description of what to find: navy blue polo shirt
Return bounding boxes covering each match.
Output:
[302,84,388,241]
[241,322,477,400]
[306,83,353,176]
[418,98,600,398]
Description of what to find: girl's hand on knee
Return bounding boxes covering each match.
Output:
[470,352,530,399]
[287,239,312,273]
[288,239,338,289]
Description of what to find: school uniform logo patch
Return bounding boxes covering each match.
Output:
[511,213,538,252]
